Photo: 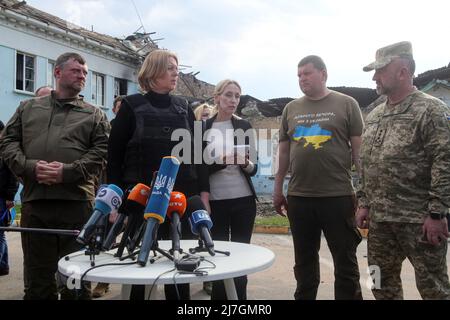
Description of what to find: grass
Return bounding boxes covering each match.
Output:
[11,204,290,228]
[255,215,290,227]
[12,204,21,223]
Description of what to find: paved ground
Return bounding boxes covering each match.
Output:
[0,231,432,300]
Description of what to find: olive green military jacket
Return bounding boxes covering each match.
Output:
[0,94,110,202]
[358,90,450,223]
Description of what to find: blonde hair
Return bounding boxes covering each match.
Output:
[214,79,241,97]
[213,79,242,107]
[194,103,215,121]
[138,49,178,92]
[112,95,125,114]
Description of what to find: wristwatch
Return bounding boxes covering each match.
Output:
[429,211,447,220]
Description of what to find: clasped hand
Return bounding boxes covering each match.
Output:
[35,160,63,185]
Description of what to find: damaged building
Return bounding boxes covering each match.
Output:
[0,0,214,121]
[1,0,448,198]
[227,66,450,195]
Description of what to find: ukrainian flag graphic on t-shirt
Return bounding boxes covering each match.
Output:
[293,124,332,149]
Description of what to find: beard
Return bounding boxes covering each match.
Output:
[375,83,391,96]
[375,86,384,95]
[61,82,84,95]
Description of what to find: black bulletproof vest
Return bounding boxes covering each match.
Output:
[122,94,197,187]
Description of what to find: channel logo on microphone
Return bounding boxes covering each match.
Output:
[151,156,179,201]
[169,192,186,209]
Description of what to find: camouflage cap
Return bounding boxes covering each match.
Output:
[363,41,413,72]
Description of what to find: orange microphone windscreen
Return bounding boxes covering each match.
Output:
[167,191,187,219]
[128,183,151,206]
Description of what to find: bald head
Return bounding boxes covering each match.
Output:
[35,86,53,97]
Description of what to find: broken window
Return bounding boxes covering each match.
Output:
[16,52,35,93]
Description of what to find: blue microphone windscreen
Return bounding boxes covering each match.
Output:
[144,156,180,222]
[96,184,109,196]
[94,185,123,214]
[190,209,213,230]
[108,184,124,198]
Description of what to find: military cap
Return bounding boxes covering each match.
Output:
[363,41,413,72]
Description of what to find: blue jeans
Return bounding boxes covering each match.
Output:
[0,230,8,271]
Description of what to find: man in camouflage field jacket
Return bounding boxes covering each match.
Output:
[356,41,450,299]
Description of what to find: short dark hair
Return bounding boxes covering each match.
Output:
[298,55,327,71]
[0,120,4,131]
[55,52,86,69]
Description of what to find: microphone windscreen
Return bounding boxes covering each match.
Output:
[186,195,206,216]
[187,195,212,234]
[94,184,123,214]
[96,184,109,196]
[128,183,151,206]
[144,156,180,224]
[167,191,187,219]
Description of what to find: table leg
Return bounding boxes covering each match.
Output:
[145,285,158,300]
[121,284,131,300]
[223,278,238,300]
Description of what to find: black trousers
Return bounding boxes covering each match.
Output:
[21,200,92,300]
[287,196,362,300]
[209,196,256,300]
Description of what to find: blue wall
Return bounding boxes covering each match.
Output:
[0,45,139,124]
[251,163,289,196]
[0,45,139,202]
[0,46,36,123]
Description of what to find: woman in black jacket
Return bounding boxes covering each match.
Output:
[107,50,209,299]
[204,79,258,300]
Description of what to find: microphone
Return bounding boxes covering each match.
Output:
[187,195,215,256]
[166,191,187,262]
[137,156,180,266]
[102,183,150,251]
[77,184,123,245]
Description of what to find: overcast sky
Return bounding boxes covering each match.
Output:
[27,0,450,100]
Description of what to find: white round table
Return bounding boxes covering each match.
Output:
[58,240,275,300]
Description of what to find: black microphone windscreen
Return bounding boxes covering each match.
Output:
[186,195,206,215]
[123,200,145,217]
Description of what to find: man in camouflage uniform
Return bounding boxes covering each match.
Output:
[356,41,450,299]
[0,52,110,300]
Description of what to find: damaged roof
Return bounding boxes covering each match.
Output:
[0,0,156,58]
[414,63,450,88]
[235,87,379,118]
